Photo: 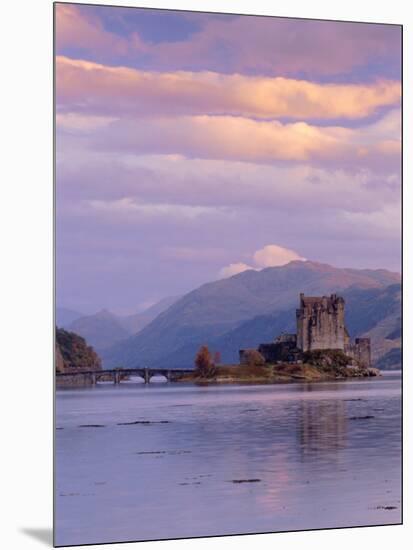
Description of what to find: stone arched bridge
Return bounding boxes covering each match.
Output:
[56,367,193,385]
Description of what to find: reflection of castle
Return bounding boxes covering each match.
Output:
[240,293,371,367]
[298,396,348,458]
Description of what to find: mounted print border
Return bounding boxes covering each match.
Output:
[54,2,403,547]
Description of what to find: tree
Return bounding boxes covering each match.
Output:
[194,345,216,378]
[243,349,265,367]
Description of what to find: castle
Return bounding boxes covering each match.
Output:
[240,293,371,368]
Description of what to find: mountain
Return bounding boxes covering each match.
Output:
[375,348,402,370]
[67,310,130,352]
[354,284,401,369]
[119,296,180,333]
[56,307,83,327]
[102,260,400,369]
[65,296,180,353]
[341,284,401,338]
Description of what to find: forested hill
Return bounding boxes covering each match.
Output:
[56,328,101,372]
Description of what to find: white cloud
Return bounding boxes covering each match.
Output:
[57,146,400,214]
[87,197,231,221]
[219,262,255,278]
[56,112,118,132]
[338,203,401,239]
[219,244,305,278]
[253,244,306,268]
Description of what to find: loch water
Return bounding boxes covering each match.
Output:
[55,371,402,546]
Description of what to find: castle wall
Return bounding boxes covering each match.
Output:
[258,341,301,363]
[346,338,371,368]
[296,294,346,352]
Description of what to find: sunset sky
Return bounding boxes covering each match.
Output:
[55,2,401,314]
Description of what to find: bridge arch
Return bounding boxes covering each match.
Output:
[56,367,193,385]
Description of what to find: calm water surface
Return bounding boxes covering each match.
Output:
[55,372,401,546]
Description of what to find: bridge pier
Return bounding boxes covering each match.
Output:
[144,368,150,384]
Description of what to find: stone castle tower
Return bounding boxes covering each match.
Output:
[296,293,346,352]
[240,292,371,368]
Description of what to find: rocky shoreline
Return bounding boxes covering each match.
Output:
[177,363,381,385]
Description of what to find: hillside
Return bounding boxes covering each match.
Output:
[355,284,401,369]
[118,296,180,334]
[56,328,101,372]
[102,260,400,370]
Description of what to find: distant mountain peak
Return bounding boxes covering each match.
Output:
[95,309,116,318]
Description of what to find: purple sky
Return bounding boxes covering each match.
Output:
[55,3,401,315]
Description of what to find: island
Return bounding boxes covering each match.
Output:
[180,292,380,384]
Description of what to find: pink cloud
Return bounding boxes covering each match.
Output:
[56,4,125,54]
[77,113,400,169]
[56,56,400,120]
[55,5,400,77]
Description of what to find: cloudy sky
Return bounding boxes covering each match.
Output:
[55,3,401,315]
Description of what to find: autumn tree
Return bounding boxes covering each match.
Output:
[243,349,266,367]
[194,345,216,378]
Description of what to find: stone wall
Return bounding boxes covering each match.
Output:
[296,294,346,352]
[258,342,301,364]
[345,338,372,368]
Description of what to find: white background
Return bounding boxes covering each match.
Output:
[1,0,411,549]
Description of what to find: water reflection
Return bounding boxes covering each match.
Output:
[298,399,348,460]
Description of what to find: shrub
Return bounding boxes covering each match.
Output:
[242,349,266,367]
